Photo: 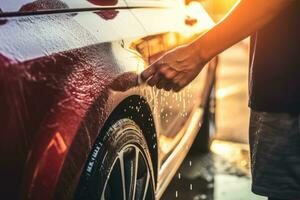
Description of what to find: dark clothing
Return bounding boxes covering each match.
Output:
[248,3,300,199]
[249,2,300,113]
[269,199,287,200]
[249,111,300,199]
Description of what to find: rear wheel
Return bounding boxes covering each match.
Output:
[74,119,155,200]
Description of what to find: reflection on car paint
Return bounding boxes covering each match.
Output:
[19,0,69,12]
[0,10,146,199]
[0,0,123,13]
[87,0,118,6]
[95,10,119,20]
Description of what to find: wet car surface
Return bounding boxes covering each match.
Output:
[0,1,217,199]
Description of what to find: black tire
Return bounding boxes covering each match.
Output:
[189,82,216,154]
[74,119,155,200]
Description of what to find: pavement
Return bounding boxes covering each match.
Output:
[161,40,267,200]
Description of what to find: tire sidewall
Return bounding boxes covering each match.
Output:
[74,119,154,200]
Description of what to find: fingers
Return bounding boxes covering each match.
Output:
[141,58,191,92]
[157,67,179,90]
[164,83,173,91]
[172,73,185,92]
[147,72,161,87]
[156,79,167,90]
[141,64,156,81]
[158,72,184,91]
[141,57,167,81]
[160,67,178,81]
[144,64,179,87]
[173,81,188,92]
[147,68,188,92]
[172,73,191,92]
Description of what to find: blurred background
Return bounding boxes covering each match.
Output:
[201,0,238,21]
[162,1,267,199]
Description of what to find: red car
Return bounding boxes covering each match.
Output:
[0,0,217,199]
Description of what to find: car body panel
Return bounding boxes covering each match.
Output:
[0,0,125,14]
[125,0,179,8]
[0,9,148,199]
[0,1,216,199]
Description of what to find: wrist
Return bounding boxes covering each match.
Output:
[190,38,214,64]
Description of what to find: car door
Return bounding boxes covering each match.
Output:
[126,0,215,158]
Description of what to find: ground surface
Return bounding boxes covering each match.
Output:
[162,40,267,200]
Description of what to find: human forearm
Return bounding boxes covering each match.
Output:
[193,0,295,62]
[140,0,295,92]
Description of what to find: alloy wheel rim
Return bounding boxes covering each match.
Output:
[101,144,153,200]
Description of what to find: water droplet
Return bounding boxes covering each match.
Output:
[190,183,193,190]
[175,190,178,198]
[207,183,214,189]
[193,194,207,200]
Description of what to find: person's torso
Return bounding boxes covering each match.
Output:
[249,1,300,113]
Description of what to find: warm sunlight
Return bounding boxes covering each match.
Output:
[201,0,240,21]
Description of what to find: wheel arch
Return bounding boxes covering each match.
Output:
[50,94,158,200]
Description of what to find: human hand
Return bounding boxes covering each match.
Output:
[141,43,208,92]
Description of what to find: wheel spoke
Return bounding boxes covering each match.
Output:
[119,152,127,200]
[99,144,153,200]
[100,152,109,200]
[142,169,150,200]
[131,147,140,200]
[101,177,106,200]
[100,191,105,200]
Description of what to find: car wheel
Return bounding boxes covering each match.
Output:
[189,80,216,154]
[74,119,155,200]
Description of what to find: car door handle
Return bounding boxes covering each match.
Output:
[185,16,197,26]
